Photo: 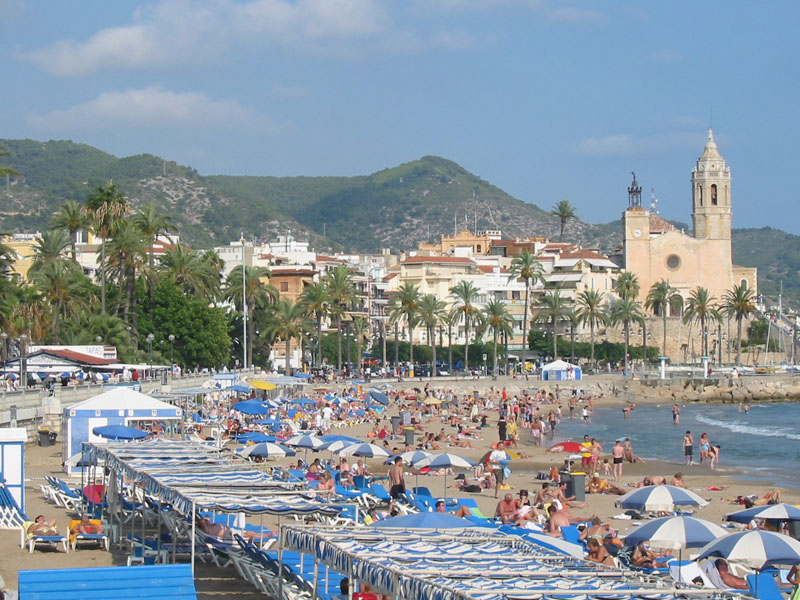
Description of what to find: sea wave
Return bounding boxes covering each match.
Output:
[695,414,800,441]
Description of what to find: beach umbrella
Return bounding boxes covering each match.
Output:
[320,439,354,453]
[237,432,279,443]
[238,442,295,460]
[414,452,477,493]
[725,503,800,524]
[623,516,727,550]
[693,530,800,569]
[249,380,277,391]
[337,443,391,459]
[367,390,390,405]
[284,433,325,459]
[384,450,432,466]
[291,397,317,405]
[229,384,251,393]
[371,512,490,530]
[92,424,148,441]
[352,379,366,385]
[478,449,519,464]
[615,485,708,512]
[320,434,362,444]
[232,399,271,415]
[548,441,583,453]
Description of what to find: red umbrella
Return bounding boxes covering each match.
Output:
[548,441,583,453]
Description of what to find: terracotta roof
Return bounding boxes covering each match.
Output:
[45,349,116,365]
[402,256,476,264]
[560,250,610,261]
[385,273,398,280]
[478,265,508,274]
[649,214,677,233]
[314,254,345,262]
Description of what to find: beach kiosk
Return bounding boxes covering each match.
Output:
[0,428,27,516]
[541,359,582,381]
[62,388,182,475]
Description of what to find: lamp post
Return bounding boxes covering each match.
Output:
[147,333,154,377]
[169,334,175,367]
[19,333,27,388]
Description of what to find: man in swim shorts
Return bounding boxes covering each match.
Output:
[683,431,693,466]
[612,439,625,481]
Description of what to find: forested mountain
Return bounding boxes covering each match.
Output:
[1,138,796,306]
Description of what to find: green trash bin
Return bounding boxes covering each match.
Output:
[403,427,415,447]
[38,429,53,447]
[571,472,586,502]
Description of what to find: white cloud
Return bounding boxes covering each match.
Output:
[575,132,701,156]
[27,86,277,134]
[21,0,396,76]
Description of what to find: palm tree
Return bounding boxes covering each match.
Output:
[450,280,481,372]
[609,297,644,372]
[508,250,544,373]
[645,279,684,358]
[417,293,447,377]
[441,306,460,372]
[534,289,570,359]
[29,260,85,342]
[390,283,421,371]
[105,220,147,328]
[133,203,177,277]
[614,272,640,301]
[483,299,512,378]
[266,298,311,375]
[85,182,130,314]
[683,287,719,358]
[50,200,90,261]
[28,230,71,276]
[225,265,277,368]
[300,281,330,368]
[577,289,606,369]
[159,245,221,301]
[551,200,577,242]
[325,265,356,372]
[724,283,755,366]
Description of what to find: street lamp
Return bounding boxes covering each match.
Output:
[168,334,175,367]
[19,333,27,388]
[147,333,155,376]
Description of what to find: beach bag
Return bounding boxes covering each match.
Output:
[462,484,481,493]
[536,472,548,480]
[503,467,512,479]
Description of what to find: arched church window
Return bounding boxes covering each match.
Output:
[697,186,703,206]
[740,278,748,289]
[711,184,718,205]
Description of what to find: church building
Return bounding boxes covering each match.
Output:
[622,129,757,311]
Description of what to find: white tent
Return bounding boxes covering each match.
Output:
[62,388,183,474]
[541,359,582,381]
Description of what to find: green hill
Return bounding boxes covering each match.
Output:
[0,138,795,307]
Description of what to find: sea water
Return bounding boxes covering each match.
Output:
[549,401,800,489]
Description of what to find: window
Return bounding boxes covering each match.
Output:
[666,254,681,271]
[477,245,482,253]
[698,185,703,206]
[711,184,718,205]
[512,291,521,301]
[280,282,289,292]
[740,278,748,289]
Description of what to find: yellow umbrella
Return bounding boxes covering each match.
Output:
[250,380,277,391]
[423,398,442,405]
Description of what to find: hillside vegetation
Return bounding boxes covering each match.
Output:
[0,138,795,306]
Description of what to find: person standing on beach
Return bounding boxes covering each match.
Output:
[489,446,507,498]
[498,414,507,444]
[683,431,694,466]
[672,404,680,424]
[612,440,625,481]
[387,457,406,512]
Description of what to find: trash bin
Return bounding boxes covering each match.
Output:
[38,429,53,447]
[571,472,586,502]
[391,415,401,436]
[403,427,415,447]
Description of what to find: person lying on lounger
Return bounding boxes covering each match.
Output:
[28,515,59,536]
[70,514,104,535]
[197,516,270,541]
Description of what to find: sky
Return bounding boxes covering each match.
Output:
[2,0,799,233]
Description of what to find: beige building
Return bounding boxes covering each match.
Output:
[622,129,757,310]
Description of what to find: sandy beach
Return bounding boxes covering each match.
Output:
[1,375,798,596]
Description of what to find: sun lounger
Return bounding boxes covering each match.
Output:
[21,521,68,553]
[747,573,784,600]
[68,519,109,551]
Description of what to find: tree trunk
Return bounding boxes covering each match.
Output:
[624,321,630,371]
[336,316,343,371]
[590,320,595,369]
[431,326,437,377]
[286,336,291,375]
[662,310,668,357]
[463,316,469,372]
[316,314,323,367]
[100,239,106,314]
[492,329,498,377]
[521,282,529,371]
[736,317,743,366]
[408,323,414,368]
[247,299,255,368]
[357,335,363,378]
[552,316,557,359]
[641,319,647,368]
[448,326,453,371]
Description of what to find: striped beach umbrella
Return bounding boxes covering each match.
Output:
[615,485,708,512]
[693,530,800,569]
[725,503,800,524]
[384,450,432,466]
[414,452,477,493]
[623,516,727,550]
[284,434,326,450]
[238,442,295,460]
[337,443,391,459]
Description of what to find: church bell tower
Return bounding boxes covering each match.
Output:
[691,129,731,241]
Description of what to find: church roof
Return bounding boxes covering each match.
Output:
[649,214,678,233]
[699,128,723,161]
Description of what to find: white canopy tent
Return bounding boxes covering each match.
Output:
[541,359,582,381]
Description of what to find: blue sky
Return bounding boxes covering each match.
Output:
[2,0,798,233]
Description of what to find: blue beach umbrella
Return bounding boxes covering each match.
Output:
[693,530,800,569]
[92,424,148,441]
[229,384,251,393]
[294,373,312,379]
[291,397,316,405]
[238,442,295,460]
[615,485,708,512]
[367,389,390,405]
[237,432,279,443]
[372,512,490,529]
[337,442,391,458]
[232,399,271,415]
[725,503,800,524]
[623,516,727,550]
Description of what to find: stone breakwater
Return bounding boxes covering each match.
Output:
[615,375,800,404]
